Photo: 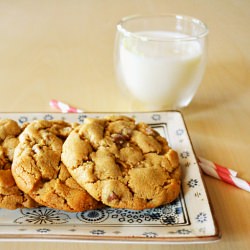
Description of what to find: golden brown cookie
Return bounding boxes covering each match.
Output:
[62,115,181,210]
[12,120,102,212]
[0,119,38,209]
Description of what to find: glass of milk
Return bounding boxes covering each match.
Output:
[114,14,208,110]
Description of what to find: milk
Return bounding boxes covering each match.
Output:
[117,31,205,109]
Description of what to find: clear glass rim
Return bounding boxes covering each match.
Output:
[117,14,209,42]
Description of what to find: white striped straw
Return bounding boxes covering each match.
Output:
[49,99,83,113]
[198,156,237,177]
[198,157,250,192]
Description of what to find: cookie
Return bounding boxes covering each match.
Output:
[62,115,181,210]
[12,120,102,212]
[0,119,38,209]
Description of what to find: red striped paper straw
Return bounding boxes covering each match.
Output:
[198,156,237,177]
[49,99,83,113]
[198,157,250,192]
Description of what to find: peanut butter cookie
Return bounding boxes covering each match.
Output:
[12,120,102,212]
[0,119,37,209]
[62,115,181,210]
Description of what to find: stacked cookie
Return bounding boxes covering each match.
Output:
[0,115,181,212]
[0,119,38,209]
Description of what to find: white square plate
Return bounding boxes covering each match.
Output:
[0,111,220,244]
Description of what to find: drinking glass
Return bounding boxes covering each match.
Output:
[114,14,208,110]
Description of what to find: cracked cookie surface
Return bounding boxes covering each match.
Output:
[62,116,181,210]
[0,119,37,209]
[12,120,102,212]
